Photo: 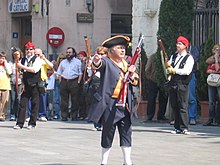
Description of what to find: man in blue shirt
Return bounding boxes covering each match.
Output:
[57,47,82,121]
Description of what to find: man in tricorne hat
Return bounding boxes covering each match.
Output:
[14,41,42,129]
[166,36,194,135]
[88,35,139,165]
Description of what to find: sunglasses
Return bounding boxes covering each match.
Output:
[176,42,184,46]
[26,49,33,51]
[98,53,106,55]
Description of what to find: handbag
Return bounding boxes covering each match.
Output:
[207,74,220,87]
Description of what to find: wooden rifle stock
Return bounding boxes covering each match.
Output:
[158,39,168,63]
[83,36,92,82]
[116,35,144,107]
[158,38,171,81]
[84,36,91,57]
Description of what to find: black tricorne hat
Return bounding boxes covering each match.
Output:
[101,35,130,48]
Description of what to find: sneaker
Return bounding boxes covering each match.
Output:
[189,119,196,125]
[92,127,97,131]
[10,115,16,121]
[182,129,190,135]
[13,125,22,129]
[171,129,181,134]
[61,117,68,121]
[27,125,36,129]
[25,117,30,122]
[0,117,5,122]
[142,119,153,123]
[79,117,85,120]
[170,121,175,125]
[203,119,213,126]
[38,116,47,122]
[53,115,59,120]
[96,127,102,131]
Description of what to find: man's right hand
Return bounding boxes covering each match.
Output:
[92,54,102,66]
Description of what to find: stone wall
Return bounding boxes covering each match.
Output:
[132,0,162,57]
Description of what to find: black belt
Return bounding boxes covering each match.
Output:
[61,77,78,82]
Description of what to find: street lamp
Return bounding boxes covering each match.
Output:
[86,0,94,13]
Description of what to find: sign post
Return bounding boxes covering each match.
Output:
[46,27,65,60]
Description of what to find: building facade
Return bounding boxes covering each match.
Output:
[1,0,219,59]
[0,0,132,58]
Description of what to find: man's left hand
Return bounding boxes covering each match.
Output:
[167,66,176,74]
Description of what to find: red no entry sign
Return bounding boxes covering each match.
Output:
[46,27,65,47]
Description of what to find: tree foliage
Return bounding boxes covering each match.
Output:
[197,28,214,100]
[140,43,148,100]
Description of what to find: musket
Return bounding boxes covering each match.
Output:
[11,47,19,97]
[158,38,169,63]
[83,36,92,83]
[15,59,19,96]
[116,35,145,107]
[84,36,91,57]
[158,38,170,81]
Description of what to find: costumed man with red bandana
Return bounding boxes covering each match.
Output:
[88,35,139,165]
[14,42,42,129]
[166,36,194,135]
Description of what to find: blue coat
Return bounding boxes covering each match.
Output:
[88,57,137,124]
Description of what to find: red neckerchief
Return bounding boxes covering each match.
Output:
[47,72,53,78]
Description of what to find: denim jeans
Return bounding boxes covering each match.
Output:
[10,84,22,118]
[208,85,220,120]
[54,79,60,118]
[38,93,47,117]
[188,73,197,120]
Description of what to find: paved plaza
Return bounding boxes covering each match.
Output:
[0,119,219,165]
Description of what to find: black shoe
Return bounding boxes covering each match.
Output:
[203,119,213,126]
[170,121,175,125]
[61,117,68,121]
[157,116,168,121]
[71,117,78,121]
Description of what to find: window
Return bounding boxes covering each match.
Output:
[111,14,132,36]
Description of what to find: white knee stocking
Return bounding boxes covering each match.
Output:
[101,147,111,165]
[121,146,132,165]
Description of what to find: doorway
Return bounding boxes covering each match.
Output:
[12,16,32,50]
